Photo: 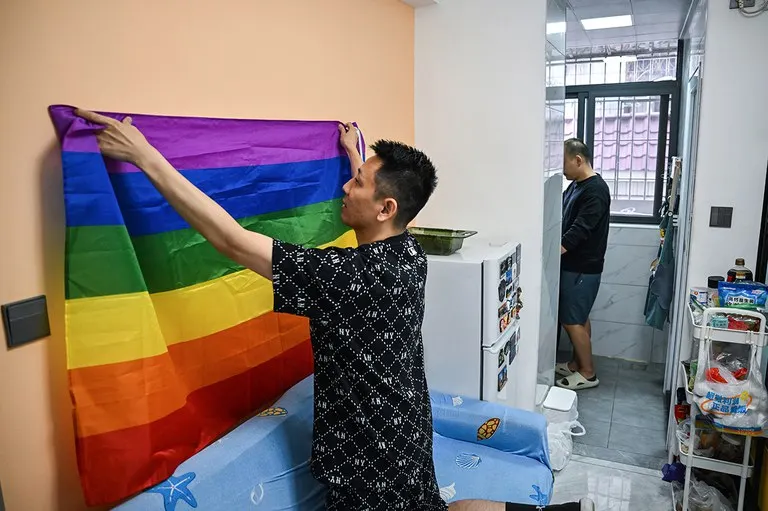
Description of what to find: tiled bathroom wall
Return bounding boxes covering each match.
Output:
[538,0,566,388]
[588,225,666,364]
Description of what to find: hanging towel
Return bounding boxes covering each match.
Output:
[645,216,676,330]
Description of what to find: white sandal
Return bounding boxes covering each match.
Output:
[556,371,599,390]
[555,362,575,377]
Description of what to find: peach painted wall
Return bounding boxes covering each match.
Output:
[0,1,414,509]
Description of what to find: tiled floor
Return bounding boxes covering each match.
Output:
[556,353,669,471]
[551,455,671,510]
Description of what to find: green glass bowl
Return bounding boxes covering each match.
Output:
[408,227,478,255]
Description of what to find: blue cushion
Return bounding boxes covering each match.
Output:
[116,376,552,510]
[433,433,554,506]
[430,390,551,469]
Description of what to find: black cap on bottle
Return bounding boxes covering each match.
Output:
[708,276,724,288]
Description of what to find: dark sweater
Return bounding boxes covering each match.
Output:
[561,174,611,274]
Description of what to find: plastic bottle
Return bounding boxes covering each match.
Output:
[707,276,724,307]
[727,258,754,282]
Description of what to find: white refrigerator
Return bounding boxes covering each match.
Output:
[422,238,522,406]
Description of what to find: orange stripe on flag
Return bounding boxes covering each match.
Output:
[69,312,309,437]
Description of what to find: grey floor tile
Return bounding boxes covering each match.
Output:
[608,422,667,458]
[611,394,668,431]
[594,355,620,376]
[619,359,651,371]
[618,365,665,385]
[573,415,611,448]
[571,443,667,471]
[578,375,616,401]
[578,392,615,423]
[615,373,664,400]
[649,362,665,375]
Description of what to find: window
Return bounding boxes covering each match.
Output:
[564,44,680,223]
[565,86,676,223]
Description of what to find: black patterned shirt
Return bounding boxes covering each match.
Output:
[272,231,438,493]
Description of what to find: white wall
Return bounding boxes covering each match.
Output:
[415,0,548,410]
[687,5,768,289]
[669,0,768,382]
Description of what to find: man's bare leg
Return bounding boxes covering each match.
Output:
[563,319,592,373]
[562,323,595,379]
[449,500,504,511]
[567,318,592,372]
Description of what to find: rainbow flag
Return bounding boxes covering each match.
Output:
[48,105,359,506]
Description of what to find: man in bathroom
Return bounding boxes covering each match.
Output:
[556,138,611,391]
[74,110,594,511]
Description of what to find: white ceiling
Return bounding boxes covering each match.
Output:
[566,0,693,51]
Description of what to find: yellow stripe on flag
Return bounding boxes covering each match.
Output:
[66,230,357,369]
[66,292,167,369]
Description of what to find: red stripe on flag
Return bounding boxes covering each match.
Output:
[75,339,314,506]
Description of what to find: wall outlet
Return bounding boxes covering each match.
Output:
[730,0,756,8]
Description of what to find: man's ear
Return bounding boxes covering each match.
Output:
[378,197,399,222]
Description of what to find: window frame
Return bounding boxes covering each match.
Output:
[565,77,681,225]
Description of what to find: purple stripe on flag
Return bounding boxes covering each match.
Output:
[48,105,349,173]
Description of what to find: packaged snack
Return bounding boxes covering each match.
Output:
[718,281,768,310]
[691,287,708,306]
[727,314,761,332]
[710,314,728,329]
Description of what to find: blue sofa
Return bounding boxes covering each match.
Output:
[115,376,553,510]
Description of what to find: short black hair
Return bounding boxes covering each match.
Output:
[370,140,438,228]
[564,138,591,164]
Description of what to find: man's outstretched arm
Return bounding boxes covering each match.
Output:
[338,122,363,179]
[76,109,274,279]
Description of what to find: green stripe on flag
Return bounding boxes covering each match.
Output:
[66,199,349,298]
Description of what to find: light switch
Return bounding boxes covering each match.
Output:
[2,295,50,349]
[709,206,733,228]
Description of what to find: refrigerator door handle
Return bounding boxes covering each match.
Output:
[483,335,509,355]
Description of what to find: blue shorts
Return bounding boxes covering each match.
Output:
[559,271,602,326]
